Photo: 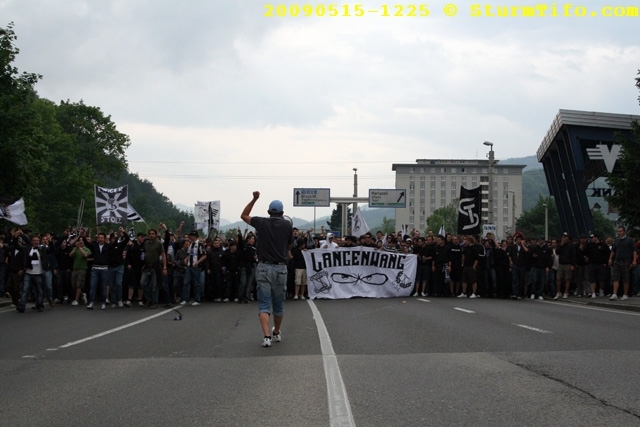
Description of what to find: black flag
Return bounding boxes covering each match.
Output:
[457,186,481,235]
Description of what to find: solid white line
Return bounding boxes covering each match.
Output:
[417,298,431,303]
[21,355,36,358]
[454,307,475,314]
[513,324,553,334]
[59,308,174,349]
[307,299,356,427]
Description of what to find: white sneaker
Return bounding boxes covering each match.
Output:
[530,295,535,300]
[124,300,131,307]
[223,298,229,303]
[599,290,604,297]
[293,295,298,300]
[420,292,426,297]
[71,300,79,306]
[180,300,187,305]
[261,337,272,347]
[86,302,94,310]
[470,293,477,299]
[457,293,467,298]
[562,293,568,299]
[621,295,628,301]
[300,295,305,300]
[81,293,87,304]
[106,299,110,304]
[118,301,123,307]
[138,301,145,307]
[610,294,618,300]
[191,301,201,306]
[272,327,281,343]
[101,303,106,310]
[553,293,561,300]
[590,293,596,299]
[538,296,544,300]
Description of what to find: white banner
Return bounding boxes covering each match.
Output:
[95,185,128,225]
[303,247,417,299]
[195,200,220,232]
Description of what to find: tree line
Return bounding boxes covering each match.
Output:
[0,22,192,234]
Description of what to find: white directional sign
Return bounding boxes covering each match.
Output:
[293,188,331,207]
[369,189,407,208]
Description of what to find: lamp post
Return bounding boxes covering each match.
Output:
[353,168,358,218]
[509,190,516,234]
[543,203,548,241]
[483,141,495,226]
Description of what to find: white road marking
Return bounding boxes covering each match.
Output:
[417,298,431,303]
[21,355,36,358]
[513,324,553,334]
[46,348,58,351]
[58,308,174,349]
[307,299,356,427]
[454,307,475,314]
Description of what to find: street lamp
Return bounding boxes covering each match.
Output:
[353,168,358,217]
[543,203,548,241]
[483,141,495,226]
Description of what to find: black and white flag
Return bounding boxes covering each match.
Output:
[457,186,481,235]
[127,204,144,223]
[0,197,28,225]
[351,206,370,237]
[95,185,129,225]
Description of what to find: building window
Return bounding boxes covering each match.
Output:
[482,168,488,174]
[410,175,414,181]
[430,168,436,174]
[472,168,477,174]
[451,168,457,173]
[410,167,415,173]
[420,181,426,189]
[420,176,426,181]
[430,182,436,190]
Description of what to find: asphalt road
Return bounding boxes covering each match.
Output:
[1,297,639,427]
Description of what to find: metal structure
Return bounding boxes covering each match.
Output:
[537,109,640,237]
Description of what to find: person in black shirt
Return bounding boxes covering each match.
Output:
[586,233,610,298]
[530,235,552,300]
[459,235,479,298]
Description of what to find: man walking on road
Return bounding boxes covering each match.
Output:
[241,191,293,348]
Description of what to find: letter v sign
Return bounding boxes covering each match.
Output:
[586,144,621,173]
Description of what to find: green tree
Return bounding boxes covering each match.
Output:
[326,204,351,233]
[592,209,615,240]
[605,70,640,236]
[0,22,48,203]
[55,100,131,182]
[426,201,457,235]
[378,216,395,234]
[516,196,562,239]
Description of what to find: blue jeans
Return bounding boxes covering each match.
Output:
[43,270,54,302]
[531,268,546,298]
[108,265,125,303]
[19,273,44,310]
[0,263,6,294]
[484,267,497,296]
[184,267,203,303]
[140,267,159,305]
[238,265,255,302]
[90,268,109,303]
[547,269,557,295]
[512,266,525,297]
[256,263,287,316]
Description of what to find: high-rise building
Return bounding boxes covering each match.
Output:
[392,159,525,238]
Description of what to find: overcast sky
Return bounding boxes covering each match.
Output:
[3,1,639,222]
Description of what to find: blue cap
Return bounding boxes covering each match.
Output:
[268,200,284,214]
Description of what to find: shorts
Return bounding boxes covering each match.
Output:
[450,266,462,282]
[588,264,607,284]
[415,265,430,284]
[462,266,476,284]
[612,260,631,283]
[557,264,572,282]
[256,263,287,316]
[71,270,86,289]
[295,268,308,286]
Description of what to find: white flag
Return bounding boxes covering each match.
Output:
[127,204,144,223]
[438,225,446,237]
[0,197,28,225]
[351,206,370,237]
[195,200,220,232]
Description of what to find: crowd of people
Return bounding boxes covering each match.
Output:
[1,221,639,314]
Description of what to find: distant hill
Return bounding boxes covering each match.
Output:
[501,155,541,172]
